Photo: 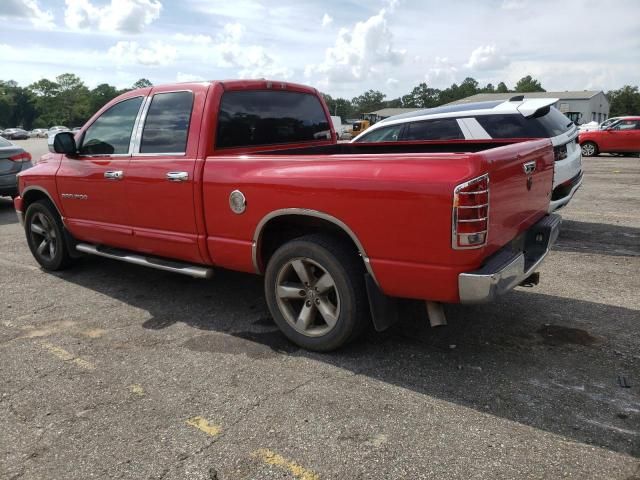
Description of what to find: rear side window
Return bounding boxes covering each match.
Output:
[357,124,403,142]
[476,108,572,139]
[140,91,194,154]
[80,97,143,155]
[403,119,463,141]
[216,90,330,148]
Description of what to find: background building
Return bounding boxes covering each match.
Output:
[446,91,610,125]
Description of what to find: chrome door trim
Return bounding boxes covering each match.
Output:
[166,171,189,182]
[130,95,153,154]
[104,170,124,180]
[251,208,379,285]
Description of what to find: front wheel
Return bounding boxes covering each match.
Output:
[264,234,369,351]
[25,199,74,270]
[581,141,598,157]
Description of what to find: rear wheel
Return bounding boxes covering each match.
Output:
[581,141,598,157]
[25,200,74,270]
[264,234,369,351]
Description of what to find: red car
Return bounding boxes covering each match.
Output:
[579,116,640,156]
[14,80,560,351]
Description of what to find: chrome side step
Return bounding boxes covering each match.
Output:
[76,243,213,279]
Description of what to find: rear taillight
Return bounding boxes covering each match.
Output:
[9,152,31,163]
[554,144,568,162]
[452,173,489,249]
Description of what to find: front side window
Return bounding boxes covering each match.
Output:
[216,90,330,148]
[140,91,194,154]
[80,97,143,155]
[613,120,638,130]
[357,124,403,142]
[403,118,463,141]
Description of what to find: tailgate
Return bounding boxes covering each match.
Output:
[482,139,554,253]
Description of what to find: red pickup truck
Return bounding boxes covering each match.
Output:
[14,80,561,351]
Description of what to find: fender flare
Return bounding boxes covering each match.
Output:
[251,208,379,285]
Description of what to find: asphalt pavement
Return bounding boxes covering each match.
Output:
[1,139,639,479]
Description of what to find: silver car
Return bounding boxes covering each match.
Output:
[0,137,33,198]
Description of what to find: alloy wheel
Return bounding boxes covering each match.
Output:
[274,257,341,337]
[29,212,57,262]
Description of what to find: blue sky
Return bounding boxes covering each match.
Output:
[1,0,639,98]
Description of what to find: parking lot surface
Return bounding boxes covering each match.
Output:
[1,139,639,479]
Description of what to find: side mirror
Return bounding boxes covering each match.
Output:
[48,131,77,155]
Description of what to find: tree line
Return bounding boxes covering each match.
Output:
[1,73,639,130]
[0,74,152,130]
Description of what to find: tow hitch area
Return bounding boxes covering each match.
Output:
[519,272,540,288]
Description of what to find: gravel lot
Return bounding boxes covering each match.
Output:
[1,139,639,479]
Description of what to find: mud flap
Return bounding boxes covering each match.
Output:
[365,273,399,332]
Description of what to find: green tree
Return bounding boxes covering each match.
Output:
[351,90,386,114]
[56,73,90,126]
[496,82,509,93]
[89,83,120,116]
[132,78,153,89]
[514,75,545,93]
[401,82,440,108]
[607,85,640,117]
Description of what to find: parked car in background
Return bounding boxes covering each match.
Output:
[2,128,30,140]
[71,127,82,133]
[352,97,582,212]
[0,136,33,198]
[579,116,640,156]
[48,126,69,136]
[578,117,623,133]
[30,129,49,138]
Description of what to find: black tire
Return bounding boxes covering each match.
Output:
[24,199,74,271]
[581,141,598,157]
[264,233,369,351]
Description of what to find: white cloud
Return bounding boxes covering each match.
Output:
[501,0,526,10]
[108,41,176,66]
[214,22,292,79]
[465,45,509,71]
[173,33,212,44]
[176,72,206,82]
[321,13,333,28]
[305,7,405,87]
[0,0,53,28]
[65,0,162,34]
[386,78,399,87]
[425,57,458,88]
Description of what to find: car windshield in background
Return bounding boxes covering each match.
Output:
[476,107,572,138]
[216,90,330,148]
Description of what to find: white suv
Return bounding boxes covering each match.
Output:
[352,97,582,212]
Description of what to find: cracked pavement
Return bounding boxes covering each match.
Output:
[0,140,639,479]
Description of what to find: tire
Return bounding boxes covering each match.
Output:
[581,141,598,157]
[264,233,369,351]
[24,199,74,271]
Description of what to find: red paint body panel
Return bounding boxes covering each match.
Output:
[15,80,555,303]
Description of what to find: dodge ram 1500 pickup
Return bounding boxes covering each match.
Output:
[14,80,561,351]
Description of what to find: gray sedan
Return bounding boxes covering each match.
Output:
[0,137,33,198]
[2,128,30,140]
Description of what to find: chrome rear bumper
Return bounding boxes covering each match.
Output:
[458,214,562,303]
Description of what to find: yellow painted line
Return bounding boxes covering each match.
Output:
[82,328,106,339]
[186,416,221,437]
[39,342,95,370]
[254,449,320,480]
[128,384,145,396]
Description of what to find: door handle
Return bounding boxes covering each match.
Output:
[166,171,189,182]
[104,170,123,180]
[523,161,536,175]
